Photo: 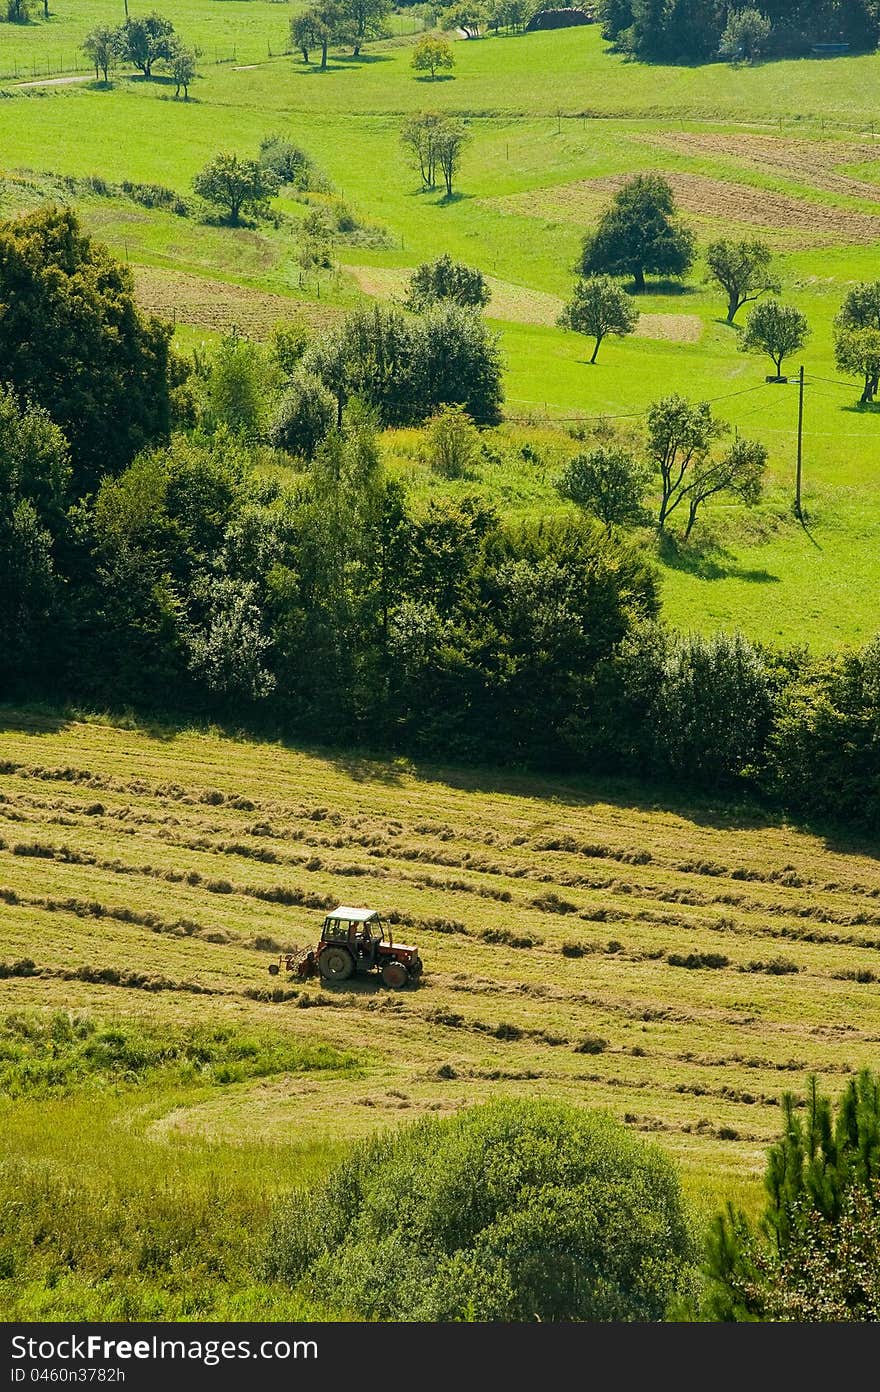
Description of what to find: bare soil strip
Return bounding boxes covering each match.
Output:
[485,172,880,248]
[132,266,342,337]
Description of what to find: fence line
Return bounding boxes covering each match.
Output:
[0,43,291,84]
[0,21,424,84]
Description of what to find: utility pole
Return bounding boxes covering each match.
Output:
[767,365,806,521]
[795,363,804,520]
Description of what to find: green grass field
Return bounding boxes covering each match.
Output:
[3,23,879,648]
[3,26,880,648]
[2,711,880,1316]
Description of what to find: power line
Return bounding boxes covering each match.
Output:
[807,374,863,390]
[504,380,775,424]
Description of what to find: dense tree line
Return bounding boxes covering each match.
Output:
[598,0,880,62]
[1,209,880,833]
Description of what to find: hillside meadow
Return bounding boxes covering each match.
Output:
[1,711,879,1316]
[4,24,880,647]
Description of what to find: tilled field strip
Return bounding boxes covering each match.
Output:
[638,130,880,204]
[483,169,880,247]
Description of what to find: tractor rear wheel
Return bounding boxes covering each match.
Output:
[381,960,409,989]
[319,947,354,982]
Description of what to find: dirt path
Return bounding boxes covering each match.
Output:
[14,73,92,89]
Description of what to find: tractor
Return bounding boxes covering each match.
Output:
[268,906,423,989]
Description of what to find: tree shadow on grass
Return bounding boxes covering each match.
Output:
[658,531,780,583]
[299,55,392,73]
[0,704,73,737]
[413,73,457,82]
[626,280,697,299]
[8,700,876,853]
[333,52,393,65]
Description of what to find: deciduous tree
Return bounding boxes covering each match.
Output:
[411,33,455,77]
[834,326,880,405]
[82,24,124,83]
[347,0,391,54]
[406,253,489,310]
[556,445,651,528]
[400,111,444,189]
[834,281,880,403]
[645,394,725,532]
[265,1099,696,1321]
[290,1,351,68]
[0,206,182,495]
[192,153,278,225]
[577,174,695,292]
[558,275,639,363]
[718,6,772,61]
[740,298,809,377]
[706,238,779,324]
[269,371,336,457]
[168,40,199,99]
[440,2,485,36]
[121,12,176,77]
[434,119,468,196]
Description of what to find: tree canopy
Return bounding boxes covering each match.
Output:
[192,153,279,224]
[406,254,489,311]
[558,274,640,362]
[740,299,810,377]
[0,206,183,495]
[598,0,880,61]
[706,239,779,324]
[834,281,880,402]
[577,174,696,292]
[411,33,455,78]
[121,12,176,77]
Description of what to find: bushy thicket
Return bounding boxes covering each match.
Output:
[265,1099,697,1321]
[0,1012,354,1097]
[598,0,880,62]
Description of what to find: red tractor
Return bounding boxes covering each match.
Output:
[268,906,423,989]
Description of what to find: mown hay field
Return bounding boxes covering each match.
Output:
[3,714,879,1202]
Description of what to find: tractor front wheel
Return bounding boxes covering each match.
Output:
[381,960,409,989]
[319,947,354,982]
[268,962,280,976]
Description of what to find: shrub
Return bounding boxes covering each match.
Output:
[718,7,771,62]
[423,404,480,479]
[406,253,489,311]
[265,1097,696,1320]
[269,371,336,458]
[259,134,328,192]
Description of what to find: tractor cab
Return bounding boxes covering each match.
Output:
[321,906,384,968]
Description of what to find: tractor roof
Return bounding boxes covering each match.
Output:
[325,906,379,923]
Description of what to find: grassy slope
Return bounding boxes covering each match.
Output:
[2,711,880,1314]
[2,26,880,645]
